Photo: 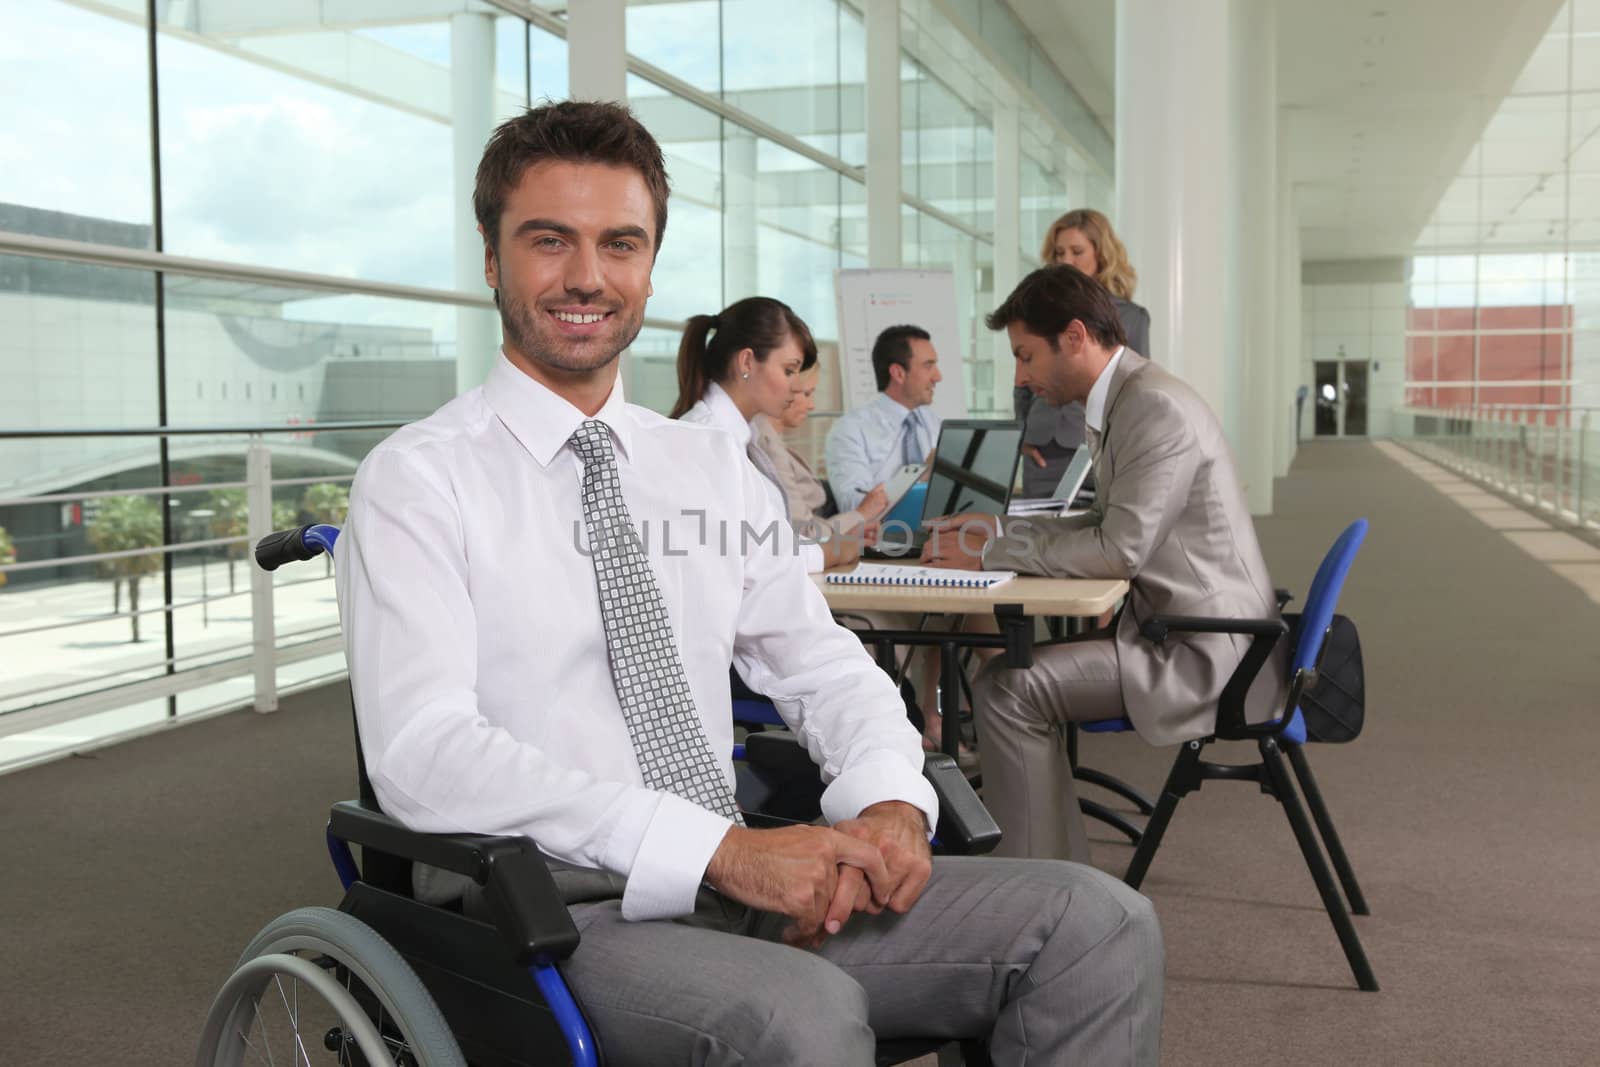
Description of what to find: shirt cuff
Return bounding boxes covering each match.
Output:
[819,751,939,838]
[619,793,734,921]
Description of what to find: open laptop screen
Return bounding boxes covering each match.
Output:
[921,420,1024,524]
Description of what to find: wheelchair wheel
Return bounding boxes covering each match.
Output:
[197,906,465,1067]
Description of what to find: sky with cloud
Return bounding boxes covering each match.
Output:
[0,0,1011,356]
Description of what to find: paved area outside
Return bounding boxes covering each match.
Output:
[0,557,344,767]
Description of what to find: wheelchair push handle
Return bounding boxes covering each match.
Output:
[255,524,341,571]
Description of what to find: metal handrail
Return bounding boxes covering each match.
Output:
[1396,404,1596,535]
[0,420,409,439]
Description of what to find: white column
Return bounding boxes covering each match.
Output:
[722,127,759,304]
[246,440,276,713]
[992,103,1022,384]
[1237,0,1277,514]
[865,0,901,268]
[1116,0,1236,438]
[568,0,627,103]
[1276,119,1302,477]
[451,12,499,394]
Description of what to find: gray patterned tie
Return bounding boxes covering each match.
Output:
[568,420,742,824]
[901,411,922,465]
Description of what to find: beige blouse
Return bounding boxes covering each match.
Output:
[751,416,867,538]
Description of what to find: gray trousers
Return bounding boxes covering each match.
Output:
[557,856,1163,1065]
[973,639,1126,863]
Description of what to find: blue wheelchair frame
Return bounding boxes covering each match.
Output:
[257,522,1001,1066]
[261,523,600,1066]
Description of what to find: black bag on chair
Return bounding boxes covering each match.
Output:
[1284,612,1366,743]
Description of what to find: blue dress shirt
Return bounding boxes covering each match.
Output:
[824,393,943,512]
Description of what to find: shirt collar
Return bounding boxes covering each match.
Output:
[483,349,635,467]
[702,382,753,448]
[873,390,919,425]
[1084,346,1126,435]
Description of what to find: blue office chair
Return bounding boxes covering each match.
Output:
[1077,519,1377,991]
[199,524,1001,1066]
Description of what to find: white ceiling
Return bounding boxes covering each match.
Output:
[1009,0,1568,261]
[1421,0,1600,252]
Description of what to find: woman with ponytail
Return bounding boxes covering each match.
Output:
[673,296,883,571]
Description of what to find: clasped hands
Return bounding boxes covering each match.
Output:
[705,800,932,949]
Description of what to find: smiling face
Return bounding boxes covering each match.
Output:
[484,160,654,388]
[778,366,819,430]
[892,338,942,409]
[1051,227,1100,279]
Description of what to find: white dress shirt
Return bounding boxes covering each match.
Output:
[1084,346,1127,443]
[678,383,825,574]
[824,393,943,513]
[336,353,936,922]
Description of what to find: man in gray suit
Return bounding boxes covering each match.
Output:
[924,265,1285,862]
[1014,297,1151,498]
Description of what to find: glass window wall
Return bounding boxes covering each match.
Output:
[0,0,1110,767]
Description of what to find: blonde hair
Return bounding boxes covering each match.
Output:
[1040,209,1138,301]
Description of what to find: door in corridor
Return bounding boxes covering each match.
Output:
[1313,360,1369,437]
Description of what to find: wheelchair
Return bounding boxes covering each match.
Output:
[196,524,1002,1067]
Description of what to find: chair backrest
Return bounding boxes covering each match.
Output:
[1281,519,1367,742]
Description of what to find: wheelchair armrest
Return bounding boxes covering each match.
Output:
[743,731,1001,855]
[329,800,579,964]
[923,752,1001,855]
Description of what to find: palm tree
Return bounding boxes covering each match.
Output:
[209,490,304,589]
[0,525,15,589]
[207,489,250,594]
[86,496,163,642]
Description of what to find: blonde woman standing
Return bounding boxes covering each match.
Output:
[1017,209,1151,497]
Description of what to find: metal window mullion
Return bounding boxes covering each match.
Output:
[0,232,496,310]
[626,55,865,183]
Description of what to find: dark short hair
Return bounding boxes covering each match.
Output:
[473,101,670,254]
[871,324,932,392]
[985,265,1126,349]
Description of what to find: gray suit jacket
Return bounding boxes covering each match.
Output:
[985,351,1286,746]
[1015,297,1152,448]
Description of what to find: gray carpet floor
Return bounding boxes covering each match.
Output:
[2,441,1596,1065]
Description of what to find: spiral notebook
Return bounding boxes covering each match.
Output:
[826,563,1016,589]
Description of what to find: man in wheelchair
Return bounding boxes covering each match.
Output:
[332,100,1163,1065]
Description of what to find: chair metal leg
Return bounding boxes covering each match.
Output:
[1260,739,1379,991]
[1284,741,1370,916]
[1080,798,1143,844]
[1074,766,1157,815]
[1123,741,1202,889]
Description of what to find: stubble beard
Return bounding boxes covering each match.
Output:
[499,288,644,376]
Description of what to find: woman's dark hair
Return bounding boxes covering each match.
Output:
[985,265,1127,350]
[670,297,817,419]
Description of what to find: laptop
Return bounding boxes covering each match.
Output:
[1008,447,1095,516]
[866,419,1024,558]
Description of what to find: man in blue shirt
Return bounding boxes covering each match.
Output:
[825,325,944,513]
